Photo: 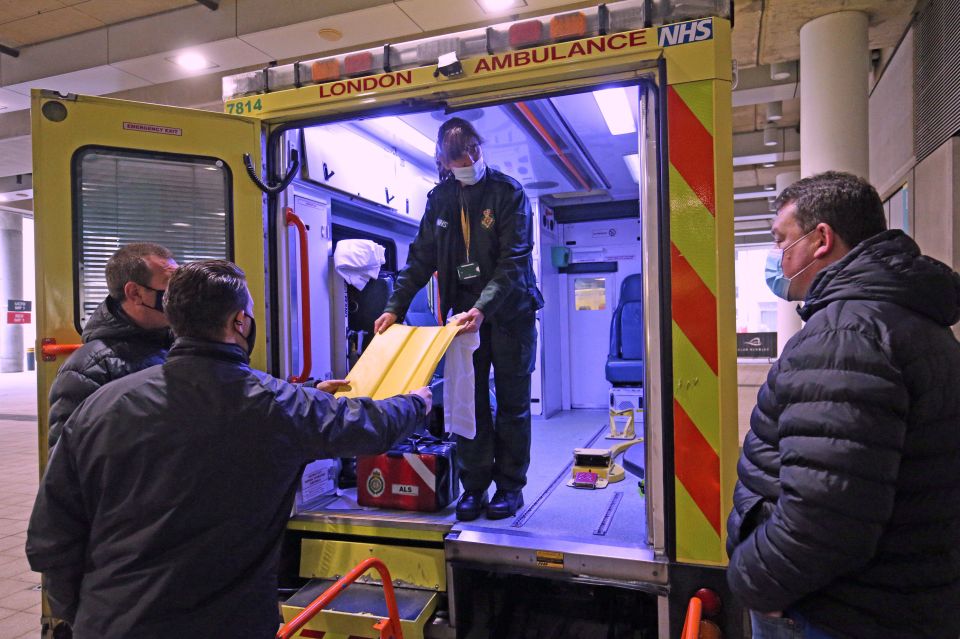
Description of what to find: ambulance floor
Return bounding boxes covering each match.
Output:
[302,409,649,552]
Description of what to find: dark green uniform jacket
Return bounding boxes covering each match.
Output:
[384,169,543,321]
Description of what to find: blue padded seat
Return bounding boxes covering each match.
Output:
[605,274,644,385]
[404,286,439,328]
[405,286,445,378]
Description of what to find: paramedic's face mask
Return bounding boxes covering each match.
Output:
[448,143,485,186]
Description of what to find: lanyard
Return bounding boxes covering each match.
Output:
[457,179,488,263]
[460,202,471,262]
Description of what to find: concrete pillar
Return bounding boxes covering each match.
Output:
[800,11,870,179]
[775,170,802,355]
[0,210,24,372]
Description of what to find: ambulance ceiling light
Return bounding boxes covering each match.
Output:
[365,116,436,157]
[623,153,641,184]
[169,52,218,71]
[593,88,636,136]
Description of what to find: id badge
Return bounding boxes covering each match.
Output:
[457,262,481,282]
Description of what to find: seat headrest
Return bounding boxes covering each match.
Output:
[619,273,643,302]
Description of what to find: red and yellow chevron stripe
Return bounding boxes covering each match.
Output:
[667,79,737,566]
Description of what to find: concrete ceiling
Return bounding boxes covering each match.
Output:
[0,0,196,48]
[733,0,917,68]
[0,0,920,223]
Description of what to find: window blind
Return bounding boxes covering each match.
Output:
[74,149,231,328]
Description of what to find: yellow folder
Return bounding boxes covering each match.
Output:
[335,323,461,399]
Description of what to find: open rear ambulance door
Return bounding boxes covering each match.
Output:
[31,91,265,470]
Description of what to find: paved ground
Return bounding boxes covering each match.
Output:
[0,371,42,638]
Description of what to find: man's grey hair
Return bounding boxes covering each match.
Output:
[106,243,174,301]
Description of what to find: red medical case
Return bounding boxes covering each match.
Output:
[357,435,459,512]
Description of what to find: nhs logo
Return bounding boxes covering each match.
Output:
[658,18,713,47]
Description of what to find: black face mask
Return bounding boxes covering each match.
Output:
[241,313,257,356]
[141,285,165,313]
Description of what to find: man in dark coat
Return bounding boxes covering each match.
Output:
[26,260,431,639]
[47,242,178,448]
[374,117,543,521]
[726,171,960,638]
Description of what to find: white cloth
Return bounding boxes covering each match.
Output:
[333,239,386,290]
[443,327,481,439]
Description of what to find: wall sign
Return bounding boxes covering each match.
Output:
[737,332,777,358]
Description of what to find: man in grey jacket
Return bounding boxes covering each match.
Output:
[47,242,178,448]
[27,260,431,639]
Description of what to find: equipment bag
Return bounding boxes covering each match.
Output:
[357,434,459,512]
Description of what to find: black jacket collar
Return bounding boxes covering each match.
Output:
[800,229,960,326]
[166,337,249,365]
[82,296,174,348]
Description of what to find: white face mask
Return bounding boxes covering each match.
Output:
[451,158,486,186]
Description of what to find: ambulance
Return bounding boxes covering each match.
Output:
[32,1,739,636]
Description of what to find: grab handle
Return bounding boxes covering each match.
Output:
[286,208,312,383]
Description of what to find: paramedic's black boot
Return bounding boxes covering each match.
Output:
[487,490,523,520]
[456,490,488,521]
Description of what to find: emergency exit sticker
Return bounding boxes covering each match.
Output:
[123,122,182,136]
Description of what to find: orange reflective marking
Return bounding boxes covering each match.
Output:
[674,399,721,535]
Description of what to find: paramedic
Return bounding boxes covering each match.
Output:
[27,260,432,639]
[726,172,960,638]
[374,117,544,521]
[47,242,177,448]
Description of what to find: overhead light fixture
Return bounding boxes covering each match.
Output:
[770,62,792,81]
[593,88,636,136]
[763,185,775,191]
[763,124,779,147]
[365,116,436,157]
[169,52,218,72]
[0,189,32,202]
[317,28,343,42]
[623,153,641,184]
[766,101,782,122]
[762,162,776,168]
[477,0,526,12]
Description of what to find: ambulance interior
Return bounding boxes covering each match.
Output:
[279,77,658,565]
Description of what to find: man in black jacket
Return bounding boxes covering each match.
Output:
[47,242,178,448]
[374,117,543,521]
[726,171,960,638]
[26,260,431,639]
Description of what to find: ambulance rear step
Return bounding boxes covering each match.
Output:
[281,578,439,639]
